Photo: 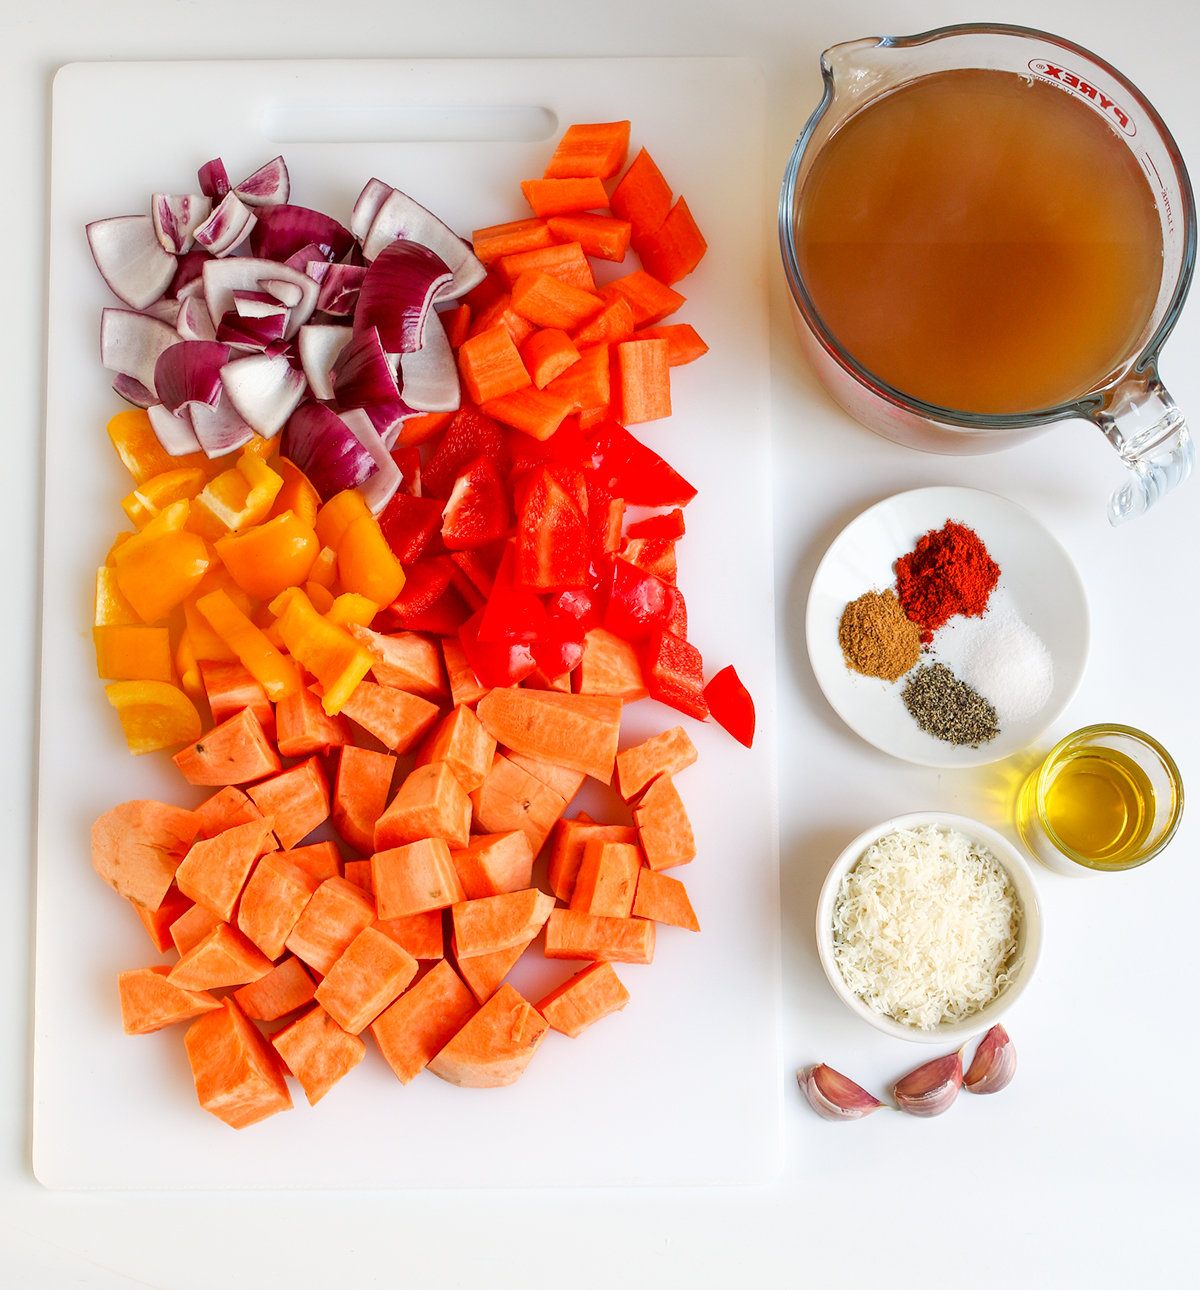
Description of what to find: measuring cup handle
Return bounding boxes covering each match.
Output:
[1091,373,1194,525]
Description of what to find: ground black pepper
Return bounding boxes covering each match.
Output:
[901,663,999,746]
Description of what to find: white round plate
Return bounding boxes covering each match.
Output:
[806,486,1090,767]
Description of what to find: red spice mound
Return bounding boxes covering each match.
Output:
[895,519,999,644]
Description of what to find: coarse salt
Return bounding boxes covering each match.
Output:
[958,609,1053,722]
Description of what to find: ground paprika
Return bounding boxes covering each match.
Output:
[894,519,1000,644]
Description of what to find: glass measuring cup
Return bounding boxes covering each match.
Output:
[779,23,1196,525]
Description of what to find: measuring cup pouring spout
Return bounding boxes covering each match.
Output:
[780,23,1197,524]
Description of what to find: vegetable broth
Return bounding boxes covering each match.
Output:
[796,68,1163,414]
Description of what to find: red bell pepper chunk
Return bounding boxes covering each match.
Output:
[531,632,586,680]
[625,507,685,539]
[620,536,676,583]
[440,454,510,551]
[704,664,755,748]
[459,607,537,687]
[422,403,510,499]
[477,546,547,643]
[391,556,454,617]
[378,493,444,563]
[514,466,590,590]
[505,415,587,486]
[602,556,677,643]
[666,584,688,639]
[389,444,422,496]
[583,420,697,507]
[545,586,604,635]
[449,541,505,600]
[643,628,709,720]
[392,582,472,636]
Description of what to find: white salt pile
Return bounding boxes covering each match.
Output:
[958,609,1053,722]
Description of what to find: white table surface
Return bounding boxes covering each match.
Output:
[4,1,1197,1285]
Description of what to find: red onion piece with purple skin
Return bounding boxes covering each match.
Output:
[338,407,402,512]
[360,187,486,300]
[219,351,307,438]
[317,264,367,315]
[364,401,417,452]
[287,242,332,272]
[216,311,289,351]
[87,216,176,311]
[112,373,156,408]
[282,401,379,501]
[151,193,212,255]
[168,248,210,301]
[333,326,400,409]
[233,290,288,318]
[153,341,230,413]
[399,308,459,412]
[189,390,255,458]
[197,158,230,201]
[148,402,203,456]
[176,296,216,343]
[202,258,318,341]
[194,192,257,258]
[248,204,353,264]
[353,240,451,354]
[298,324,353,401]
[234,156,290,207]
[350,177,392,243]
[100,308,181,400]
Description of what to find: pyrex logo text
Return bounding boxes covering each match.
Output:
[1028,60,1137,136]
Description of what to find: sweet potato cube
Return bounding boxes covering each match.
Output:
[119,965,221,1035]
[544,909,655,964]
[168,922,275,990]
[415,704,496,793]
[199,658,275,740]
[454,937,532,1006]
[233,955,317,1021]
[535,961,630,1037]
[502,748,587,803]
[547,819,639,903]
[576,627,648,700]
[333,745,397,855]
[569,841,641,918]
[375,909,445,960]
[132,883,192,953]
[615,725,697,800]
[635,773,696,870]
[343,858,373,893]
[193,786,265,839]
[315,926,419,1034]
[632,867,700,931]
[271,1004,365,1106]
[246,756,330,851]
[374,761,472,852]
[174,815,276,921]
[170,902,223,956]
[91,799,201,911]
[450,832,534,899]
[172,706,282,786]
[451,888,556,958]
[348,624,448,700]
[338,680,441,753]
[372,838,465,919]
[275,682,349,757]
[428,983,549,1088]
[469,754,567,854]
[285,876,376,975]
[442,636,488,706]
[185,999,293,1128]
[370,959,478,1085]
[236,851,321,959]
[476,688,621,784]
[282,840,343,884]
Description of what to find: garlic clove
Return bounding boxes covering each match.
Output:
[893,1049,963,1117]
[963,1024,1016,1094]
[799,1063,884,1121]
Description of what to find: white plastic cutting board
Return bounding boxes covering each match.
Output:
[36,58,778,1189]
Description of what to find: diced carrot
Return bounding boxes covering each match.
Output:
[314,925,418,1034]
[576,627,649,700]
[544,121,630,179]
[569,841,642,918]
[467,292,538,349]
[521,328,580,390]
[185,998,293,1128]
[546,213,631,261]
[503,748,587,803]
[236,851,321,959]
[497,241,596,292]
[545,341,611,411]
[132,883,193,953]
[372,837,466,919]
[534,961,630,1037]
[245,756,330,851]
[457,323,532,405]
[233,955,317,1021]
[520,176,609,218]
[635,196,708,285]
[193,786,264,840]
[449,832,535,900]
[615,725,698,800]
[476,688,622,783]
[168,922,274,991]
[469,753,567,854]
[284,876,376,975]
[428,982,548,1087]
[414,704,497,793]
[275,681,350,758]
[463,266,506,313]
[336,680,440,753]
[271,1004,366,1106]
[170,902,224,957]
[571,295,635,348]
[92,623,173,682]
[479,385,575,442]
[453,938,531,1006]
[442,637,488,706]
[634,772,696,870]
[615,338,671,424]
[600,271,685,326]
[544,909,655,964]
[332,745,396,855]
[397,409,455,448]
[119,965,221,1035]
[632,867,700,931]
[370,959,478,1085]
[90,799,201,911]
[510,269,603,332]
[545,819,636,903]
[174,815,276,921]
[451,888,556,958]
[172,706,282,787]
[374,909,445,960]
[610,147,672,239]
[634,323,708,365]
[578,404,610,431]
[282,841,343,884]
[374,761,472,852]
[472,216,554,264]
[347,624,449,701]
[199,659,275,740]
[443,302,471,349]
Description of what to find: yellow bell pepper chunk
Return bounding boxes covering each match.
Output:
[326,593,379,630]
[314,488,370,551]
[95,567,140,626]
[106,409,213,486]
[120,466,208,530]
[105,680,202,755]
[304,582,336,614]
[268,587,372,715]
[337,513,405,607]
[268,458,322,529]
[93,625,173,681]
[188,450,284,543]
[175,630,206,708]
[307,545,339,591]
[112,500,210,624]
[195,588,302,702]
[215,510,319,601]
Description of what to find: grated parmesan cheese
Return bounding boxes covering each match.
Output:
[831,825,1020,1031]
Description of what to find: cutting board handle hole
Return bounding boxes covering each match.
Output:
[262,104,558,144]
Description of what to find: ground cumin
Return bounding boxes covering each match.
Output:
[838,589,922,682]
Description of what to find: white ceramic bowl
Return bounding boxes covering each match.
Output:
[815,812,1043,1043]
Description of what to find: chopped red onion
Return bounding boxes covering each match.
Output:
[353,240,451,354]
[234,156,290,207]
[217,310,289,350]
[248,204,353,264]
[141,297,182,327]
[87,216,176,311]
[339,407,402,512]
[399,308,460,412]
[316,263,366,315]
[189,389,256,458]
[112,373,156,408]
[194,192,257,258]
[220,351,307,437]
[350,178,392,243]
[333,326,400,409]
[100,307,181,399]
[202,258,318,341]
[286,242,331,272]
[233,290,288,318]
[282,401,378,501]
[197,159,231,201]
[364,401,416,451]
[151,193,212,255]
[148,402,203,456]
[176,295,217,342]
[154,340,230,413]
[361,188,486,299]
[260,278,304,310]
[298,324,353,401]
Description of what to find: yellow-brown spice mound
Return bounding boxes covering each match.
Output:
[838,589,922,682]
